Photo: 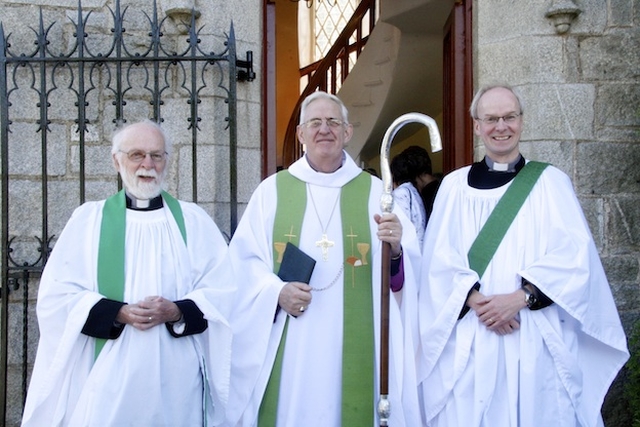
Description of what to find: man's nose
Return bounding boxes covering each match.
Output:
[495,118,509,129]
[318,120,332,132]
[139,153,155,167]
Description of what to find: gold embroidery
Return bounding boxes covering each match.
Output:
[274,225,297,263]
[345,225,370,287]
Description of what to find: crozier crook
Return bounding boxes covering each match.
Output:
[377,113,442,426]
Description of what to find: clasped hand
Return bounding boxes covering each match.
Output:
[116,296,182,331]
[468,289,523,336]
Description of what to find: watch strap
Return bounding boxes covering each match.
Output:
[522,285,536,308]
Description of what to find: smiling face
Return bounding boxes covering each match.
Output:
[473,86,524,163]
[297,96,353,173]
[112,122,168,200]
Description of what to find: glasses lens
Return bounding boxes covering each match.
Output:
[128,150,146,162]
[307,119,323,128]
[150,152,165,162]
[479,115,520,125]
[124,150,165,162]
[304,118,343,129]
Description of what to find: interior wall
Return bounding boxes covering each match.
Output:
[342,0,455,176]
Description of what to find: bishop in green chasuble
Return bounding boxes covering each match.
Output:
[226,152,423,427]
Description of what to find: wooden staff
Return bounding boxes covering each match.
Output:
[378,113,442,427]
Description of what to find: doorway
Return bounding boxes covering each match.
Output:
[262,0,473,177]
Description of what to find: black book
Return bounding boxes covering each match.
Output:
[277,242,316,284]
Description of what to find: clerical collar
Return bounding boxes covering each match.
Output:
[305,151,346,174]
[484,154,522,173]
[468,155,526,189]
[125,192,164,211]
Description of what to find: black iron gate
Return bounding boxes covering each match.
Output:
[0,0,254,424]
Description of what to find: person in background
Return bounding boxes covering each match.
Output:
[420,171,441,225]
[418,84,628,427]
[391,145,439,247]
[224,91,422,426]
[21,120,234,426]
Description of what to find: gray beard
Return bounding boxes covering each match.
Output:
[120,168,165,200]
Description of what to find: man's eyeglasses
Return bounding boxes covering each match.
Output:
[119,150,167,163]
[475,113,522,125]
[301,118,345,129]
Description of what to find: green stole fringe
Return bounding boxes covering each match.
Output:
[259,170,374,426]
[95,189,186,359]
[467,161,549,278]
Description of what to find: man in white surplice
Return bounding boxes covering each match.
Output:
[224,92,422,426]
[418,84,629,427]
[21,120,234,426]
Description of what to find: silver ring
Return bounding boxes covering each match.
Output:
[488,318,493,324]
[389,229,393,235]
[148,316,152,321]
[300,306,305,312]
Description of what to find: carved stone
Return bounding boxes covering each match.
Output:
[545,0,582,34]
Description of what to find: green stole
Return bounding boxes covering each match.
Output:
[95,189,186,359]
[258,170,374,426]
[467,161,549,278]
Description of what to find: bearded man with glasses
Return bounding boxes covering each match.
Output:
[418,84,628,427]
[22,119,235,426]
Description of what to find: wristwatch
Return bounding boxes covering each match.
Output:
[523,285,537,309]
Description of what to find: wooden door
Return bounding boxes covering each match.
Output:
[443,0,473,173]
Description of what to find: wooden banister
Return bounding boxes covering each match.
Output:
[282,0,376,167]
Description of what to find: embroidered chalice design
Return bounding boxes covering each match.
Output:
[356,243,370,266]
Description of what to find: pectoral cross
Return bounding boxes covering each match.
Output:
[316,233,334,261]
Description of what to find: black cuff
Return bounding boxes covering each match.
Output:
[458,282,481,320]
[522,278,554,310]
[166,299,208,338]
[81,298,127,339]
[390,252,402,276]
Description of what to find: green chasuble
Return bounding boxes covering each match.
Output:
[467,161,549,279]
[95,190,186,359]
[259,170,374,426]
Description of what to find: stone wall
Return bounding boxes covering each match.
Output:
[474,0,640,424]
[0,0,262,425]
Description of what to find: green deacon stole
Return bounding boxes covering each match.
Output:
[467,161,549,279]
[95,189,186,359]
[258,170,374,426]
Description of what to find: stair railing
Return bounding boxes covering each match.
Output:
[282,0,376,167]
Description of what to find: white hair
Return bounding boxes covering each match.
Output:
[299,91,350,124]
[111,119,173,158]
[469,83,525,119]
